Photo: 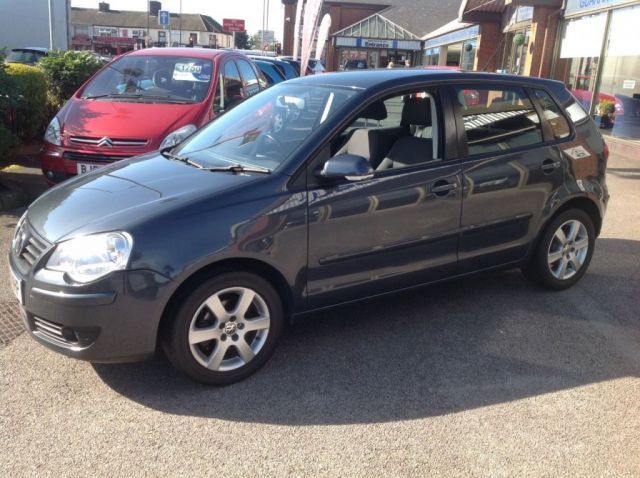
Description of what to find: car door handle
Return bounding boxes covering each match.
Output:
[431,180,458,197]
[541,159,561,174]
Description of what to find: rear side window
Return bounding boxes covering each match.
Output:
[531,89,571,139]
[236,59,261,97]
[454,86,542,156]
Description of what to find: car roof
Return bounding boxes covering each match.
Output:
[126,47,241,60]
[288,69,567,93]
[12,47,49,53]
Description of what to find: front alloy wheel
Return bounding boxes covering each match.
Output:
[189,287,271,372]
[164,272,284,385]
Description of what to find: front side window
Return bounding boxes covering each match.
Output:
[81,55,213,103]
[222,61,245,107]
[331,89,441,171]
[236,59,261,97]
[176,84,358,172]
[531,89,571,139]
[454,86,542,156]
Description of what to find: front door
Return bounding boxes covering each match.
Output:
[306,88,462,309]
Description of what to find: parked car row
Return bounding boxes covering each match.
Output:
[13,66,608,385]
[37,48,329,183]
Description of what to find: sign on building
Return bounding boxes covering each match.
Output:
[223,19,245,32]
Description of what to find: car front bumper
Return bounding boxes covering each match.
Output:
[9,251,175,363]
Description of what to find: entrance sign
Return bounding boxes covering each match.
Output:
[223,19,245,32]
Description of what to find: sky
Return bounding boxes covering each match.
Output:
[71,0,285,40]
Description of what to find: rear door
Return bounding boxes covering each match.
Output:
[451,84,568,272]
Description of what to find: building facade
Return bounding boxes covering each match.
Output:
[552,0,640,140]
[0,0,70,51]
[70,1,232,55]
[422,0,640,142]
[281,0,459,71]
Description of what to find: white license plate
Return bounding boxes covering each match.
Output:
[76,163,102,175]
[10,269,23,305]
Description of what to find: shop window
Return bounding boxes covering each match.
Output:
[597,5,640,139]
[454,86,542,156]
[553,13,607,113]
[531,89,571,139]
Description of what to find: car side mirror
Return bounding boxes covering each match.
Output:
[319,154,374,181]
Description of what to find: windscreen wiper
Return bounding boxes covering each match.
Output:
[82,93,190,103]
[160,149,204,169]
[203,164,272,175]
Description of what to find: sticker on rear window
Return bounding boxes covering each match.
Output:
[563,145,591,160]
[173,62,211,82]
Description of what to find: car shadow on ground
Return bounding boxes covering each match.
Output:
[93,237,640,425]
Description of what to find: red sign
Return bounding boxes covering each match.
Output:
[223,18,245,32]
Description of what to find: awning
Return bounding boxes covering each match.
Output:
[423,19,474,41]
[458,0,562,23]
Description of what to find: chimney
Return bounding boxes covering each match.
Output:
[98,2,109,12]
[149,1,162,16]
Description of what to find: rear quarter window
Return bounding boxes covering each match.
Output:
[531,89,571,139]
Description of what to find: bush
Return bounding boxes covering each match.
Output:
[0,124,17,158]
[40,50,102,108]
[6,63,48,141]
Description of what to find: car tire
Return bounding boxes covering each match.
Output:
[522,209,595,290]
[163,271,284,385]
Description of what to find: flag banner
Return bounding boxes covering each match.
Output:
[300,0,323,76]
[314,13,331,61]
[292,0,304,62]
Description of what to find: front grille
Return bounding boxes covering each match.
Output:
[63,151,131,163]
[13,221,51,272]
[69,136,148,147]
[32,317,78,346]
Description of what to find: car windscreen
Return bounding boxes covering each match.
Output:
[175,83,359,172]
[80,55,213,103]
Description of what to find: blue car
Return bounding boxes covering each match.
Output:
[10,70,609,385]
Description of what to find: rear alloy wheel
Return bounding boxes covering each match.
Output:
[522,209,595,290]
[547,220,589,281]
[164,272,284,385]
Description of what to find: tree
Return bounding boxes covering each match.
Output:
[234,30,250,50]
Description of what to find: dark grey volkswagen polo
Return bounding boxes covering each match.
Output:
[10,70,609,385]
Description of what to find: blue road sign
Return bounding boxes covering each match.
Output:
[158,10,170,27]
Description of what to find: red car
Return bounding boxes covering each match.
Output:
[41,48,266,184]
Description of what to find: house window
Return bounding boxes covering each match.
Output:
[74,25,89,36]
[209,34,218,48]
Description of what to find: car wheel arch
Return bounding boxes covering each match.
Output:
[156,257,295,349]
[526,195,603,265]
[551,196,603,237]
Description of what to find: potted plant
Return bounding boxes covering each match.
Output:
[595,100,615,129]
[513,33,526,46]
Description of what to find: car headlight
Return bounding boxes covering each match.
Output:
[159,124,197,149]
[44,117,62,146]
[12,211,28,254]
[46,232,133,283]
